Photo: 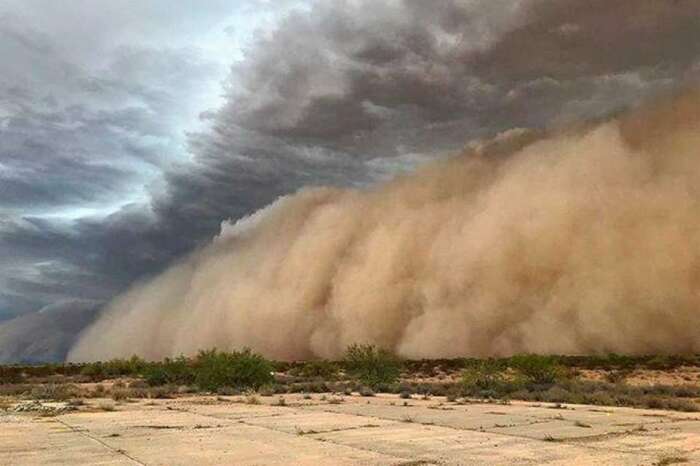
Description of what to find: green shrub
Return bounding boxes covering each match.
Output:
[461,359,507,393]
[80,362,104,378]
[0,367,24,384]
[344,344,401,388]
[143,356,193,386]
[80,356,147,379]
[296,360,339,379]
[193,349,274,391]
[647,355,674,370]
[109,356,147,376]
[508,354,563,385]
[141,365,168,386]
[655,398,699,412]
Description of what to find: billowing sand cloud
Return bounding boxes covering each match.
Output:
[69,89,700,361]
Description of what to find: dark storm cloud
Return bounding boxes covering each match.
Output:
[0,299,99,363]
[1,207,180,304]
[470,0,700,82]
[0,0,230,343]
[223,0,700,155]
[2,0,700,361]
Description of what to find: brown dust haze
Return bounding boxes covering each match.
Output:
[69,89,700,361]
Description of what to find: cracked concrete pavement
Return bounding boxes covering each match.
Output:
[2,394,700,465]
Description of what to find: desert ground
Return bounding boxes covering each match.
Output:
[2,352,700,465]
[2,392,700,465]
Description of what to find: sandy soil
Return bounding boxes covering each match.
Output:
[578,367,700,386]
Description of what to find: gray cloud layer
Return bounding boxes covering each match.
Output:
[2,0,700,361]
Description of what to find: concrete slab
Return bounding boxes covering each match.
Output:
[3,395,700,465]
[308,422,648,465]
[170,400,291,421]
[90,423,399,466]
[0,415,135,466]
[243,410,398,435]
[306,397,664,442]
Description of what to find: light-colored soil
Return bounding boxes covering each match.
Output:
[579,367,700,386]
[404,366,700,387]
[2,393,700,465]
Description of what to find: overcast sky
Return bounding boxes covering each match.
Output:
[1,0,700,362]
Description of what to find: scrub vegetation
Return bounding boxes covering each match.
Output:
[1,349,699,412]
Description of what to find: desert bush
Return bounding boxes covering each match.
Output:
[474,375,700,413]
[586,390,616,407]
[30,384,81,401]
[142,356,194,386]
[193,349,274,392]
[359,386,375,397]
[177,385,195,394]
[285,383,305,393]
[508,354,563,385]
[605,370,630,383]
[0,384,32,397]
[294,360,339,379]
[597,353,638,370]
[128,380,149,389]
[106,356,147,376]
[258,385,275,396]
[668,385,700,398]
[655,398,698,412]
[539,385,572,403]
[110,389,129,401]
[461,360,509,394]
[641,395,698,412]
[79,362,103,378]
[215,386,239,396]
[307,381,331,393]
[92,384,105,397]
[124,388,150,398]
[557,353,700,371]
[344,344,401,388]
[0,367,24,384]
[80,356,147,379]
[426,383,450,397]
[148,386,176,399]
[647,355,673,370]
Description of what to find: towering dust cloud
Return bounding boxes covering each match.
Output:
[69,90,700,361]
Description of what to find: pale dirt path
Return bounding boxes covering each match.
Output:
[2,394,700,465]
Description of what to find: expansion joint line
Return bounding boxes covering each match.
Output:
[55,418,147,466]
[171,403,438,465]
[314,404,657,458]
